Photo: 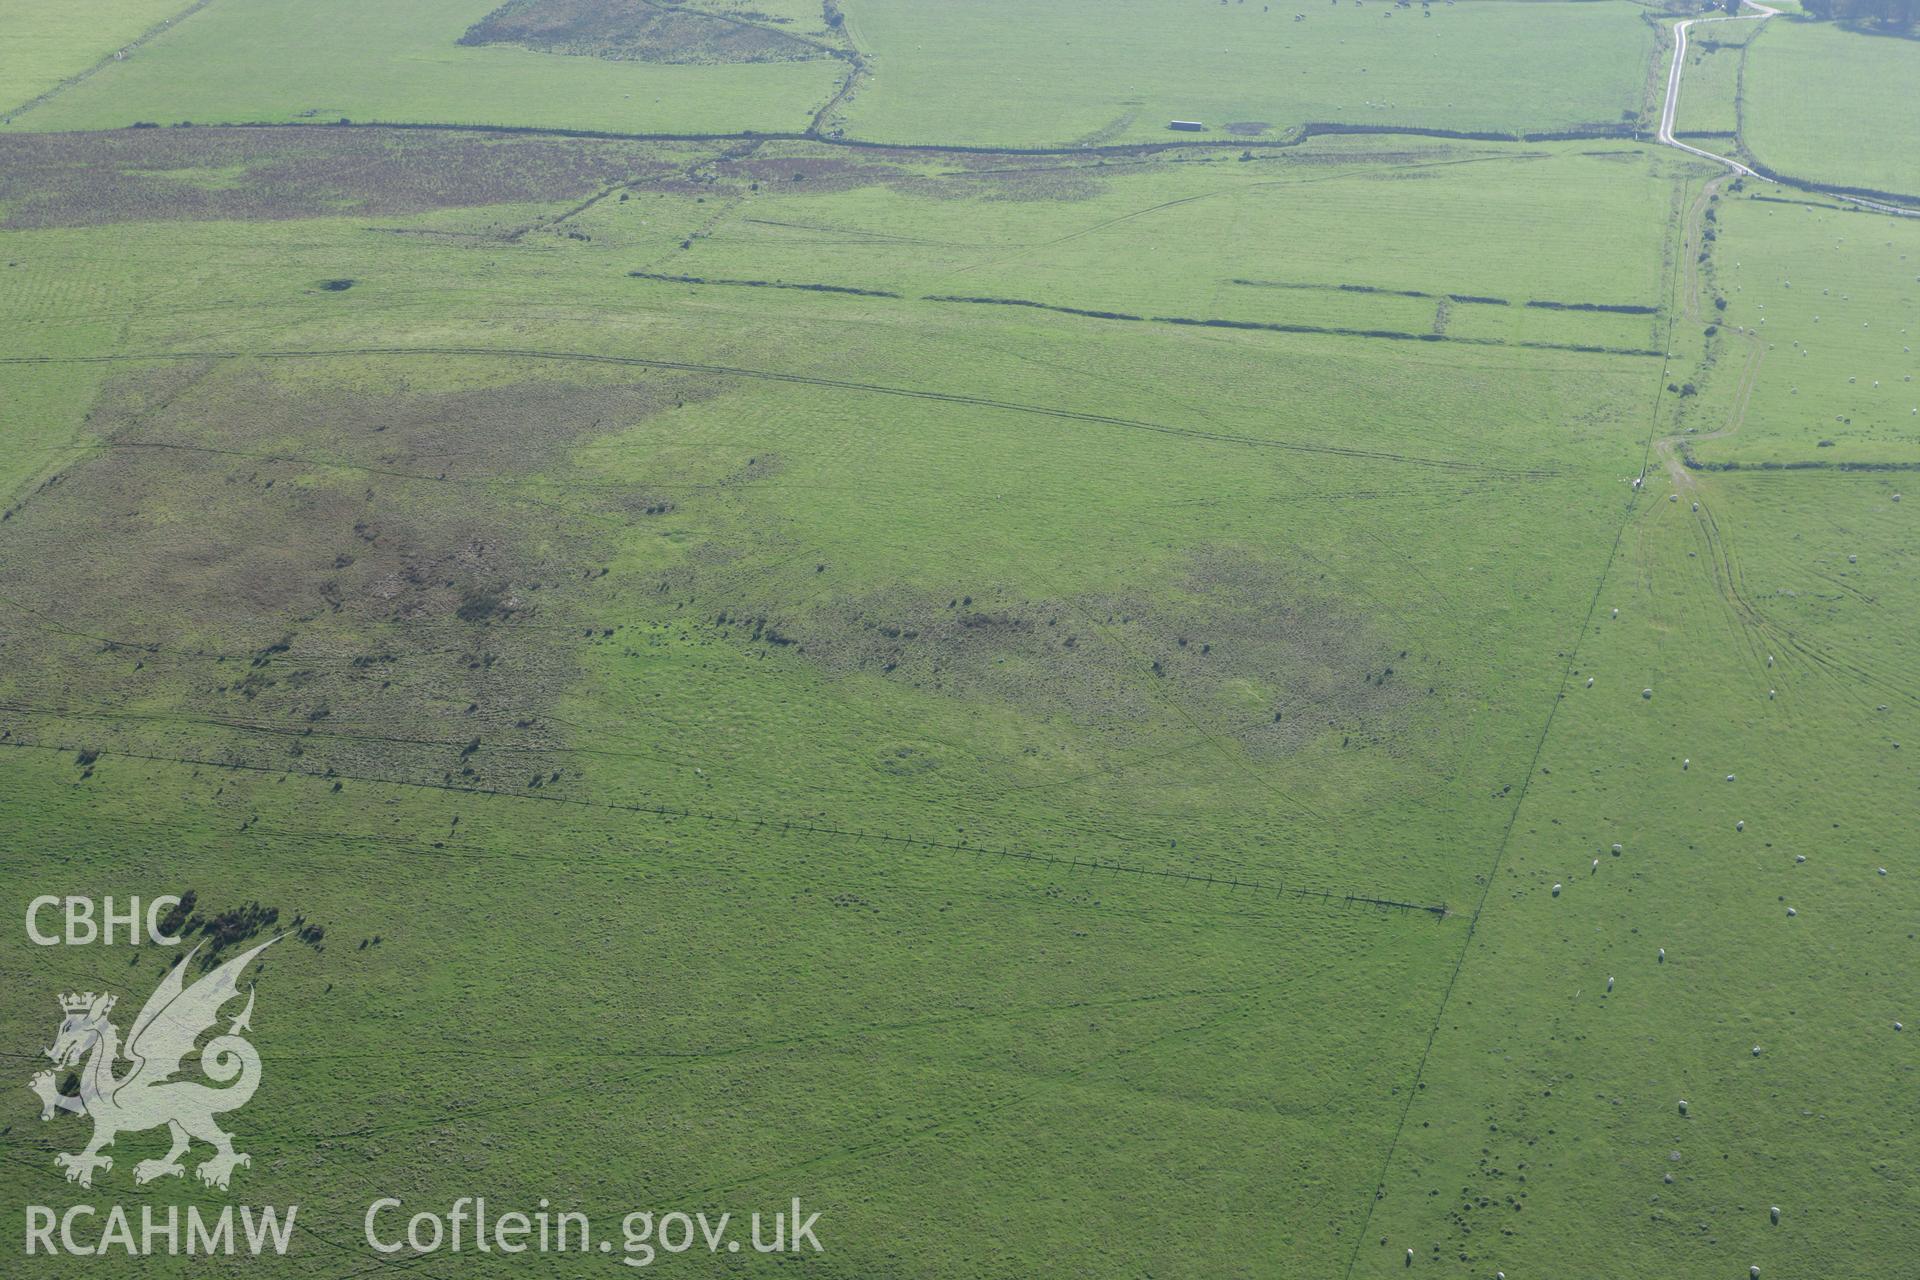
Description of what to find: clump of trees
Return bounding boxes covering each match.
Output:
[1801,0,1916,32]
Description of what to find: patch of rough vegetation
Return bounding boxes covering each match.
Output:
[687,549,1425,758]
[0,361,718,791]
[0,129,699,229]
[459,0,832,65]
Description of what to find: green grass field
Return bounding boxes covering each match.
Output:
[837,0,1658,146]
[1741,19,1920,195]
[1,3,1916,1277]
[1670,23,1758,138]
[0,0,191,116]
[10,0,845,134]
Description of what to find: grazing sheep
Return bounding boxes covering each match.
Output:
[1612,843,1623,853]
[1795,855,1806,863]
[1607,975,1614,991]
[1552,883,1562,896]
[1643,688,1653,700]
[1683,759,1690,770]
[1592,859,1600,873]
[1727,774,1736,782]
[1737,820,1745,831]
[1678,1099,1688,1115]
[1658,947,1666,962]
[1753,1044,1762,1056]
[1586,677,1594,687]
[1786,907,1796,917]
[1771,1206,1780,1223]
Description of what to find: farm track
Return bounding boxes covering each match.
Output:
[0,348,1556,477]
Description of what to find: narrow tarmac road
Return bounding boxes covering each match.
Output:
[1657,0,1781,177]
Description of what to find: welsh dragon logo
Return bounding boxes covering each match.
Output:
[29,937,276,1190]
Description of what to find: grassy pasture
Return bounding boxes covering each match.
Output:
[2,6,1918,1276]
[1740,19,1920,196]
[0,129,1674,1275]
[1671,24,1758,138]
[617,139,1677,344]
[1360,465,1917,1278]
[1688,188,1920,466]
[12,0,843,135]
[835,0,1657,146]
[0,0,190,116]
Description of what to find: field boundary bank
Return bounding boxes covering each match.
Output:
[626,275,1662,357]
[1681,453,1920,473]
[1336,142,1701,1280]
[27,115,1641,159]
[31,113,1913,213]
[0,736,1448,919]
[0,348,1562,477]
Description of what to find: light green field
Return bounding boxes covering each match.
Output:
[836,0,1658,145]
[12,0,843,134]
[0,0,191,116]
[1671,24,1758,138]
[1741,19,1920,196]
[1686,187,1920,465]
[1,6,1916,1279]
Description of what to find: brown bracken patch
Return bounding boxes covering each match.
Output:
[0,128,697,229]
[684,548,1423,758]
[0,358,718,790]
[459,0,833,64]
